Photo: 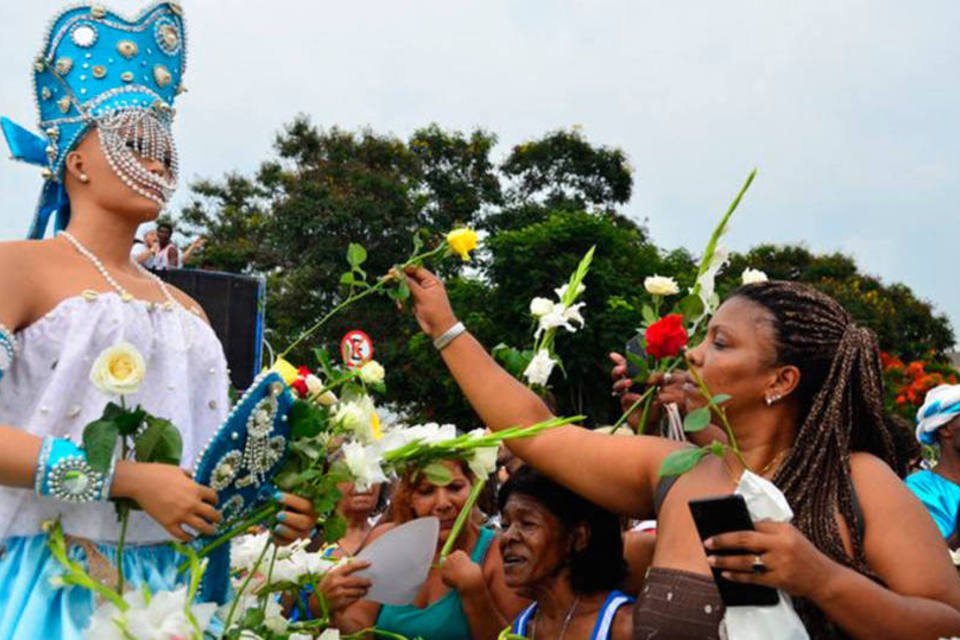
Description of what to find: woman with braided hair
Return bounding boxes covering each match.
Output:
[403,266,960,639]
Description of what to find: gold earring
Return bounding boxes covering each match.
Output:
[79,173,89,183]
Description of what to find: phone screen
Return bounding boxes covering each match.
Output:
[688,495,779,607]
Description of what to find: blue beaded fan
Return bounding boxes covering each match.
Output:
[192,370,294,603]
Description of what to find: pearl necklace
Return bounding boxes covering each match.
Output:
[59,230,181,312]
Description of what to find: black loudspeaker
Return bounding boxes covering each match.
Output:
[156,268,265,390]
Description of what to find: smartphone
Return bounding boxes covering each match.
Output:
[624,335,645,380]
[688,495,779,607]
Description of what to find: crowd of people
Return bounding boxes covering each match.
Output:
[130,221,205,271]
[254,269,960,639]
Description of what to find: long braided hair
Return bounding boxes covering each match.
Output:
[733,281,900,637]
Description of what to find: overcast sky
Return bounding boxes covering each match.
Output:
[1,1,957,339]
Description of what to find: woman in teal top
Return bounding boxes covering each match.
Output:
[330,459,528,639]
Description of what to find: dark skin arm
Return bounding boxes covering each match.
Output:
[405,266,683,518]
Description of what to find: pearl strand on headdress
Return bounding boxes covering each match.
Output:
[59,229,180,312]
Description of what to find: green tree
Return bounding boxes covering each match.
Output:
[179,117,501,368]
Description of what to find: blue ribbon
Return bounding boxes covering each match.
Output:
[1,116,71,239]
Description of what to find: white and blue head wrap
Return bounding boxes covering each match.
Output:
[1,2,186,239]
[916,384,960,445]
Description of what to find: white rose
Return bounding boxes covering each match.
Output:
[231,532,272,573]
[89,342,146,396]
[342,441,388,491]
[334,396,378,442]
[317,389,339,406]
[305,373,325,396]
[466,429,498,478]
[741,267,768,285]
[529,297,556,318]
[523,349,557,387]
[644,275,680,296]
[318,630,341,640]
[359,360,386,385]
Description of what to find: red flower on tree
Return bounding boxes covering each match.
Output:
[645,314,689,359]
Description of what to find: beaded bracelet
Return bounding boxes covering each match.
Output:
[0,323,17,382]
[34,436,115,503]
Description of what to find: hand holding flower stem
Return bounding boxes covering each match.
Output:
[278,236,457,361]
[438,477,487,563]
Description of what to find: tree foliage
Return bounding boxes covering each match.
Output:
[179,118,953,427]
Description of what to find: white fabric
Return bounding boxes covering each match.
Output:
[916,384,960,444]
[154,244,179,270]
[130,242,156,269]
[0,292,229,543]
[720,470,809,640]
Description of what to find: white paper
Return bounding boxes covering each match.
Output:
[354,516,440,605]
[720,471,810,640]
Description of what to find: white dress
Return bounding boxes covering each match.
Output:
[0,291,230,638]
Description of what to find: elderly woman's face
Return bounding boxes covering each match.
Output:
[684,295,781,417]
[409,461,473,543]
[499,494,571,593]
[336,481,381,516]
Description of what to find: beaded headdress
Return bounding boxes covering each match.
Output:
[1,2,186,239]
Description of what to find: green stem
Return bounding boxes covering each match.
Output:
[439,477,486,562]
[178,502,280,573]
[116,396,130,594]
[636,392,656,436]
[223,538,272,632]
[278,244,447,361]
[609,386,655,435]
[259,545,280,617]
[685,364,747,468]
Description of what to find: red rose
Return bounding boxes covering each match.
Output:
[645,314,689,359]
[290,378,308,398]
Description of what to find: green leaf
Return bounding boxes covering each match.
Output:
[339,272,355,286]
[82,419,119,473]
[658,447,709,478]
[323,514,347,543]
[133,416,183,465]
[683,407,711,433]
[710,393,732,406]
[625,351,649,382]
[422,461,453,486]
[289,400,327,439]
[411,232,424,256]
[641,304,658,326]
[115,406,147,437]
[674,294,705,323]
[101,402,126,422]
[346,243,367,268]
[709,440,727,457]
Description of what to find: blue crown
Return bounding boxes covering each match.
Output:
[1,2,186,239]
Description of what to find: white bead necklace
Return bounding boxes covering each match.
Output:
[59,230,181,312]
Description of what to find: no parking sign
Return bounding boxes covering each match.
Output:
[340,330,374,369]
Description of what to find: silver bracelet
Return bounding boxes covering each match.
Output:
[433,321,466,351]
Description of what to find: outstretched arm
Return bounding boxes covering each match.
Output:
[405,266,681,518]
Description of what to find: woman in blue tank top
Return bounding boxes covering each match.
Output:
[330,459,528,639]
[502,466,634,640]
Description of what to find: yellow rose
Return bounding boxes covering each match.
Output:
[446,228,478,262]
[89,342,146,396]
[269,357,300,385]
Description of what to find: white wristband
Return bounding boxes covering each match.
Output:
[433,321,466,351]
